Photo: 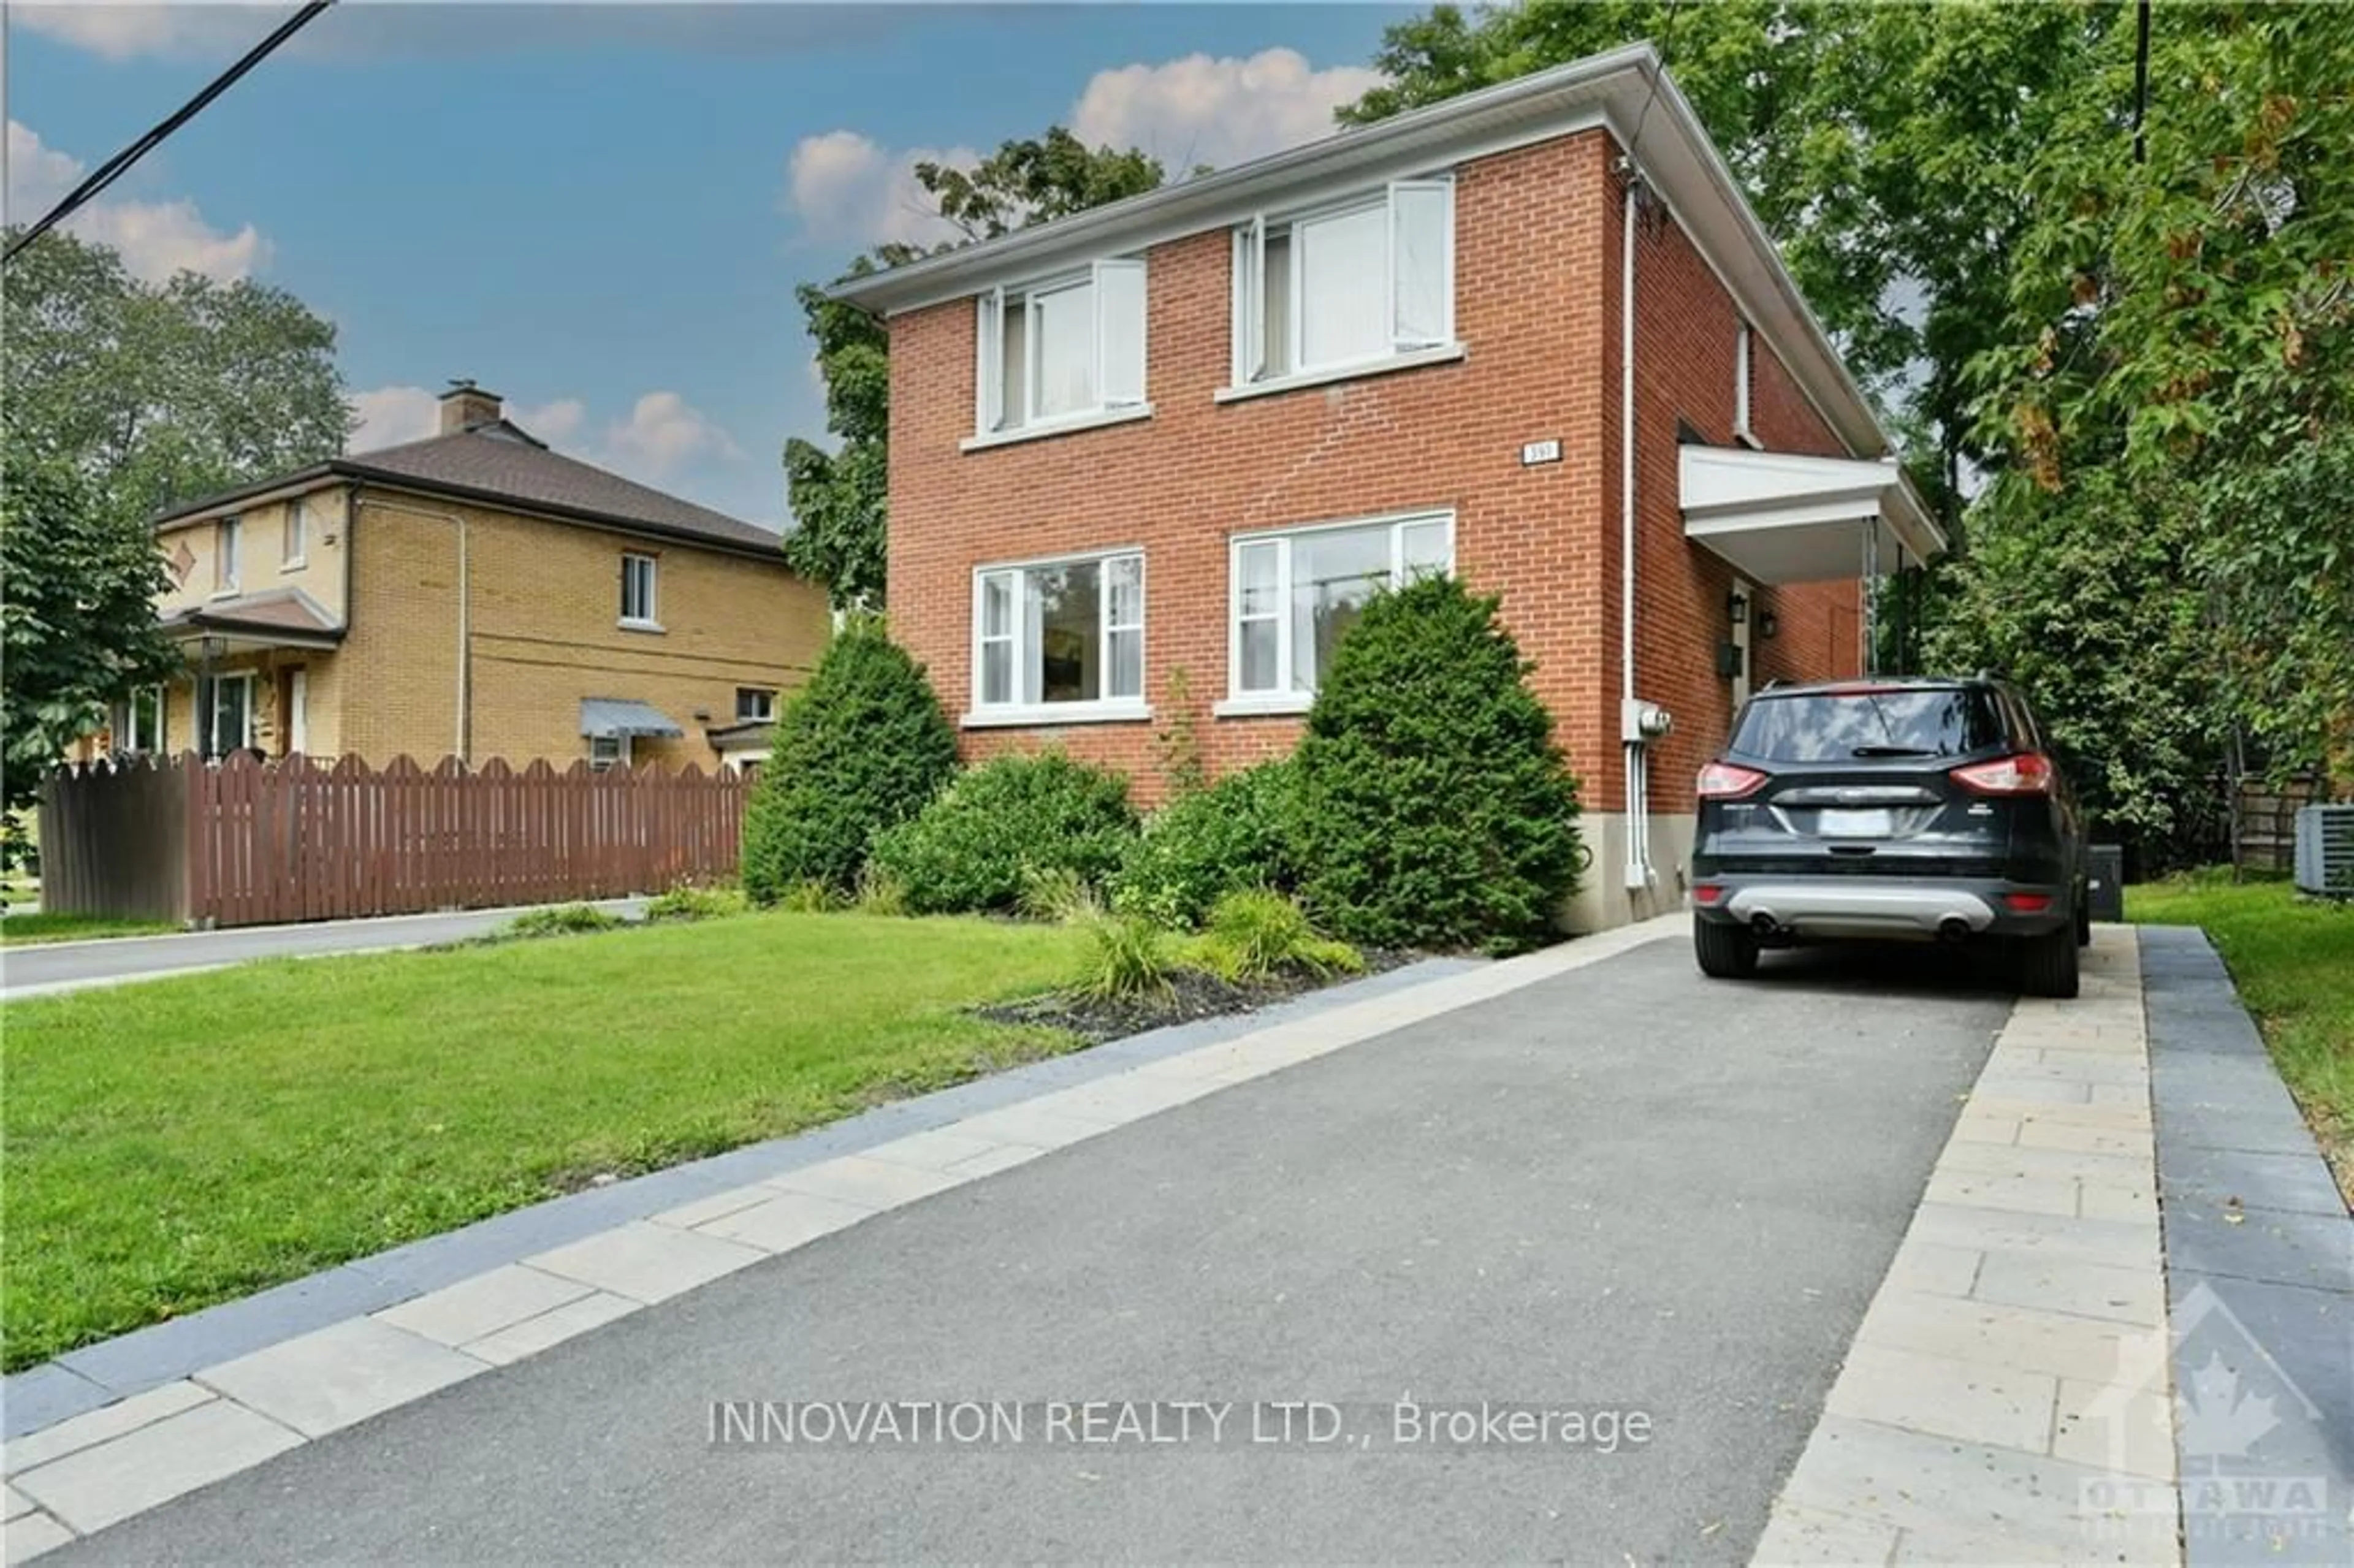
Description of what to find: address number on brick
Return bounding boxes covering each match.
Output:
[1520,439,1563,466]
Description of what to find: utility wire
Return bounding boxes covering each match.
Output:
[4,0,337,266]
[1626,0,1688,170]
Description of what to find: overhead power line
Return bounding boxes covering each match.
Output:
[3,0,337,267]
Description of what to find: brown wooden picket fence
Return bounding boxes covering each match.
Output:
[40,752,749,928]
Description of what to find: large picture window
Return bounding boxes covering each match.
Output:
[1228,512,1452,706]
[974,260,1148,438]
[972,552,1145,720]
[1231,178,1454,387]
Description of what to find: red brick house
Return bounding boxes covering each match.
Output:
[834,44,1942,932]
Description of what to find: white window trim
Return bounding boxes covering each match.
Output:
[735,687,777,723]
[212,517,242,598]
[1734,321,1761,447]
[281,498,308,571]
[970,259,1150,445]
[1221,508,1456,710]
[619,552,662,631]
[964,547,1152,729]
[1222,178,1460,398]
[589,733,632,771]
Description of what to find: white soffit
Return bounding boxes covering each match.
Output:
[1680,444,1944,585]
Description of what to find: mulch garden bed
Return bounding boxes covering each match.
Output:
[978,950,1419,1045]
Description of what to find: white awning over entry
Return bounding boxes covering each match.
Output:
[1679,446,1945,585]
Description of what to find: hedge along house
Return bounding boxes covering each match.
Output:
[105,384,829,777]
[836,44,1942,932]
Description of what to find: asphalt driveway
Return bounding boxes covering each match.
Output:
[52,935,2013,1564]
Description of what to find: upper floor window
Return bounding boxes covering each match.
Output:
[215,517,242,593]
[972,551,1144,720]
[974,259,1148,438]
[283,497,308,568]
[1231,178,1455,389]
[1227,511,1452,708]
[735,687,777,723]
[620,552,659,628]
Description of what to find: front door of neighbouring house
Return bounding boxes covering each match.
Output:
[287,668,309,756]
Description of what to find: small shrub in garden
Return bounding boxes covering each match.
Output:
[1110,759,1301,929]
[1075,913,1177,1002]
[1293,574,1583,952]
[506,903,623,938]
[1016,864,1098,924]
[741,621,959,902]
[869,752,1139,915]
[776,879,842,913]
[1200,889,1362,982]
[852,864,910,918]
[645,884,748,923]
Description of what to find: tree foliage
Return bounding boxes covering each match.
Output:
[783,132,1167,609]
[1293,575,1582,951]
[3,228,352,528]
[1,452,180,827]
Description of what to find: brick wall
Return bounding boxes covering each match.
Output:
[886,124,1863,824]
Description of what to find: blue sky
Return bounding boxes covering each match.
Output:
[6,3,1413,528]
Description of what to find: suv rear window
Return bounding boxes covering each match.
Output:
[1731,687,2008,763]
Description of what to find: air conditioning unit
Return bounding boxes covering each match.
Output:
[2293,804,2354,897]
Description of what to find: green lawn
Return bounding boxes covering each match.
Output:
[2129,873,2354,1197]
[1,911,1088,1369]
[0,911,175,945]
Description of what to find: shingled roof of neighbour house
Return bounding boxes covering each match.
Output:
[150,420,785,559]
[159,587,344,645]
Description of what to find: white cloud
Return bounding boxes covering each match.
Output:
[1071,48,1384,172]
[517,397,585,445]
[784,129,976,251]
[9,5,269,62]
[601,390,741,478]
[4,120,269,282]
[346,385,440,452]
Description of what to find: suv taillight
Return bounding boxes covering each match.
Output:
[1951,752,2055,796]
[1697,761,1769,800]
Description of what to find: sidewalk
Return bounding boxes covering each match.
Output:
[0,899,646,999]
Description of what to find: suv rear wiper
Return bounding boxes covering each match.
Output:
[1850,745,1937,757]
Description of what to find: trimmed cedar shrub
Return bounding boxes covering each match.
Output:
[741,621,959,902]
[869,751,1138,915]
[1293,574,1582,951]
[1110,758,1303,929]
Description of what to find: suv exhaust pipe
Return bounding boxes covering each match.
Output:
[1938,916,1971,945]
[1750,913,1781,939]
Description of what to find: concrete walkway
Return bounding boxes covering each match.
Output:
[0,899,646,999]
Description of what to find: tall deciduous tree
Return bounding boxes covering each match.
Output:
[783,131,1167,609]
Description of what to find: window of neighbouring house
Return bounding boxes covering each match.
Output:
[971,552,1145,719]
[620,552,659,626]
[1230,178,1455,388]
[110,687,166,754]
[199,672,254,757]
[1734,321,1758,446]
[283,497,307,567]
[735,687,777,722]
[589,734,631,772]
[1228,511,1453,706]
[973,259,1148,438]
[215,517,242,593]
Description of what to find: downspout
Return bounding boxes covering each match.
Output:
[1617,161,1651,896]
[355,490,472,763]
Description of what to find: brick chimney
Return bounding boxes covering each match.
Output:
[438,379,503,434]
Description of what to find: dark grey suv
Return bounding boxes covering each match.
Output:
[1689,676,2089,997]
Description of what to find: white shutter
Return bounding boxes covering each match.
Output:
[974,287,1003,433]
[1388,178,1453,350]
[1233,216,1266,383]
[1094,259,1148,408]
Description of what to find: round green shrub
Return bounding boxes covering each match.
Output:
[741,621,959,902]
[1293,574,1583,951]
[1110,759,1301,929]
[869,751,1139,915]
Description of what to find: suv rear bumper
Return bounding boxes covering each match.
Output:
[1692,875,2069,941]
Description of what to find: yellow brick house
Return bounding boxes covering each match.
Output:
[104,384,827,774]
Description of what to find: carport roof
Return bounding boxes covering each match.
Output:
[1680,445,1945,585]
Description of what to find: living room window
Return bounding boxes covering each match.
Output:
[215,517,242,593]
[620,552,659,628]
[110,687,166,754]
[970,551,1145,723]
[199,672,255,757]
[1224,511,1452,710]
[971,259,1148,443]
[735,687,777,723]
[1228,178,1455,392]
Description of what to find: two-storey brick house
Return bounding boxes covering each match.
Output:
[838,45,1943,932]
[104,384,828,775]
